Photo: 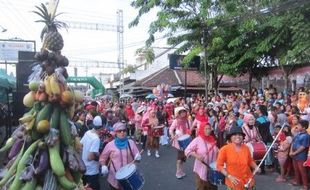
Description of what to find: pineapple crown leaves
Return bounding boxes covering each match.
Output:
[33,3,68,41]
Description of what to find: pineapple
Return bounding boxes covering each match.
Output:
[33,3,67,52]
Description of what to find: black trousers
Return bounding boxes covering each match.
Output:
[83,174,100,190]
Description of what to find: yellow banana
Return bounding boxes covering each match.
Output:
[19,111,36,124]
[50,74,61,95]
[44,76,52,96]
[25,118,36,131]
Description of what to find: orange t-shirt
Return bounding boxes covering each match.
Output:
[216,143,255,190]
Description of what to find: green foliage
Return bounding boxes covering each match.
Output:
[135,47,155,65]
[130,0,310,89]
[122,64,136,74]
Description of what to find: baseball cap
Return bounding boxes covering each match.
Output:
[93,116,103,129]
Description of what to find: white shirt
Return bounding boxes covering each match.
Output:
[80,130,100,175]
[300,107,310,121]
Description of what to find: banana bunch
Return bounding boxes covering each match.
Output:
[19,111,36,124]
[44,75,52,97]
[50,73,61,96]
[0,36,83,190]
[44,74,63,97]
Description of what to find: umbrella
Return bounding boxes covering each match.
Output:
[167,97,178,103]
[146,94,156,99]
[167,93,174,98]
[120,93,133,99]
[102,94,112,100]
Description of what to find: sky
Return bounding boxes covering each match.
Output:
[0,0,165,81]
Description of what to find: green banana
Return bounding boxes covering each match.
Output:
[9,140,40,190]
[0,143,24,187]
[50,106,60,129]
[21,178,37,190]
[0,137,14,153]
[35,103,53,126]
[60,111,73,146]
[49,142,65,177]
[58,176,76,190]
[71,170,82,184]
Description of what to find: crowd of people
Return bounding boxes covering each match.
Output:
[73,85,310,190]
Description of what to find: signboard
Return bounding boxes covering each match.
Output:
[168,54,200,70]
[0,40,35,62]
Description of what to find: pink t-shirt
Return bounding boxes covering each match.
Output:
[169,118,191,150]
[99,139,140,189]
[185,136,218,181]
[242,125,261,143]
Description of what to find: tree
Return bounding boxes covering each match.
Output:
[130,0,217,99]
[216,0,310,92]
[135,47,155,69]
[130,0,310,94]
[122,64,136,74]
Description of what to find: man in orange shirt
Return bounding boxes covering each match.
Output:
[217,126,260,190]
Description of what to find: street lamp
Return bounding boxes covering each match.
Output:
[0,25,7,33]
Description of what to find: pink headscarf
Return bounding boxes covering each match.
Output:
[243,113,254,124]
[141,107,153,124]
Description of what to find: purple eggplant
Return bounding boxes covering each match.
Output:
[8,138,24,160]
[34,150,49,175]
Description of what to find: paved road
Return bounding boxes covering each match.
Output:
[100,144,302,190]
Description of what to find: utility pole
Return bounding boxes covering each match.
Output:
[202,27,208,102]
[63,9,124,93]
[117,9,124,95]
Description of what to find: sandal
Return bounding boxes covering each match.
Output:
[275,177,286,182]
[290,180,299,186]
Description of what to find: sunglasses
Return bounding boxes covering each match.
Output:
[116,129,127,133]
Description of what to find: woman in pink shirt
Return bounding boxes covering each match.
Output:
[99,122,141,190]
[169,106,191,179]
[191,106,209,138]
[142,108,160,158]
[242,114,261,143]
[134,107,144,144]
[185,122,219,190]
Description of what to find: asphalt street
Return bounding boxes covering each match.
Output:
[100,144,302,190]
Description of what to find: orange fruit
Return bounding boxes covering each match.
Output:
[37,120,50,134]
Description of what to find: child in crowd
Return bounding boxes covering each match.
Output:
[289,120,309,190]
[274,124,292,182]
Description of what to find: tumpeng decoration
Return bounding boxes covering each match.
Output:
[0,3,86,190]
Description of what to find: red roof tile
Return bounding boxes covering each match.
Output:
[137,67,206,88]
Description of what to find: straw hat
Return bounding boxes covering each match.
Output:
[174,106,187,117]
[136,106,145,114]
